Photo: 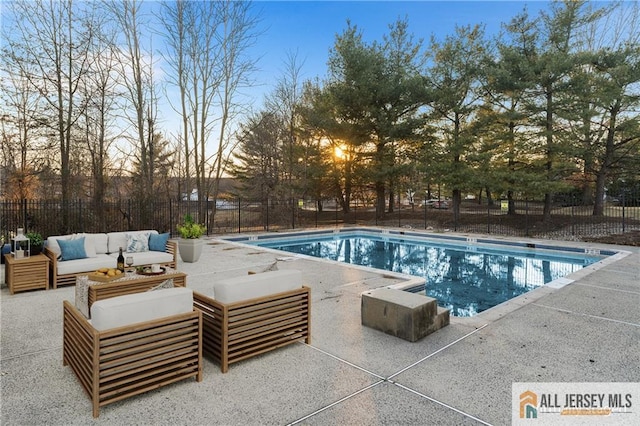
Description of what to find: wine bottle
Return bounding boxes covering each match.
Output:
[117,247,125,272]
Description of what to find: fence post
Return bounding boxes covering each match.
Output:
[571,195,576,236]
[486,201,490,234]
[21,199,27,231]
[353,198,357,225]
[397,194,401,228]
[423,197,427,229]
[525,200,529,237]
[621,192,626,233]
[292,197,295,230]
[79,199,83,232]
[127,199,132,231]
[169,199,173,237]
[453,202,458,232]
[237,198,241,233]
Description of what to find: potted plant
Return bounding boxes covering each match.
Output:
[26,231,44,256]
[0,235,9,264]
[177,214,205,262]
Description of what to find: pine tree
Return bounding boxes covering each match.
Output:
[424,25,487,223]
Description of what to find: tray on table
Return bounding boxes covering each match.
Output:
[136,266,166,276]
[87,272,123,282]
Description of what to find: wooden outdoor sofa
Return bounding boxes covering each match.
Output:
[45,231,177,289]
[63,287,202,417]
[193,269,311,373]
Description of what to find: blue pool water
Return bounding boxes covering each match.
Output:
[236,229,609,317]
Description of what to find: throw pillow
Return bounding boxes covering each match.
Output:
[58,237,87,261]
[126,231,150,253]
[149,232,170,252]
[147,278,174,292]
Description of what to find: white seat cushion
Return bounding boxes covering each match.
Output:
[57,255,116,275]
[108,250,173,266]
[213,269,302,304]
[90,287,193,331]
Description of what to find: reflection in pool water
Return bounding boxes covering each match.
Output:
[253,234,600,317]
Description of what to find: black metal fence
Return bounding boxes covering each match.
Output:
[1,195,639,244]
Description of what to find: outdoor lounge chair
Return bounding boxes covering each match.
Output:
[193,269,311,373]
[62,287,202,417]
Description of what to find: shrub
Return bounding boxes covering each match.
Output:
[177,214,205,239]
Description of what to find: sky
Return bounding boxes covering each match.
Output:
[244,1,553,104]
[1,0,556,150]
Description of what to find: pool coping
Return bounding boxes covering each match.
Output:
[219,226,632,325]
[223,226,621,257]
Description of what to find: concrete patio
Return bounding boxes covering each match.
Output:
[1,230,639,425]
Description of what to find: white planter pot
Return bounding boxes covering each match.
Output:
[178,238,204,263]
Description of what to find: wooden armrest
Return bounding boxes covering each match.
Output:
[44,246,57,266]
[165,240,178,267]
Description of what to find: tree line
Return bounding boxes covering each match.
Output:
[232,0,640,221]
[1,1,639,234]
[1,0,260,231]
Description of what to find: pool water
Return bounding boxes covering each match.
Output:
[242,230,605,317]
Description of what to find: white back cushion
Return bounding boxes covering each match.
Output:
[91,287,193,331]
[49,233,109,257]
[213,269,302,304]
[108,230,157,254]
[89,233,109,254]
[47,235,72,257]
[107,232,128,254]
[71,233,96,258]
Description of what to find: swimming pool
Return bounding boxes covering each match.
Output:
[227,228,616,317]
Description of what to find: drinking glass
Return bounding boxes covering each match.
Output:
[125,256,134,274]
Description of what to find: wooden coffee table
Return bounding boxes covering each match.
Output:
[74,268,187,317]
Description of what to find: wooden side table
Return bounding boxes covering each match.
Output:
[4,253,50,294]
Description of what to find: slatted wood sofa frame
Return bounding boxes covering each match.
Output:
[45,240,177,289]
[63,299,202,417]
[193,286,311,373]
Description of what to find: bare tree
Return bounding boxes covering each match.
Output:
[107,0,160,212]
[160,0,222,213]
[160,0,260,224]
[3,0,96,230]
[209,0,261,214]
[78,17,122,228]
[0,67,47,200]
[158,0,192,202]
[264,50,306,200]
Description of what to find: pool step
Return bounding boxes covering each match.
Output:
[361,288,450,342]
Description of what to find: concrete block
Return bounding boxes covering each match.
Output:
[361,288,449,342]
